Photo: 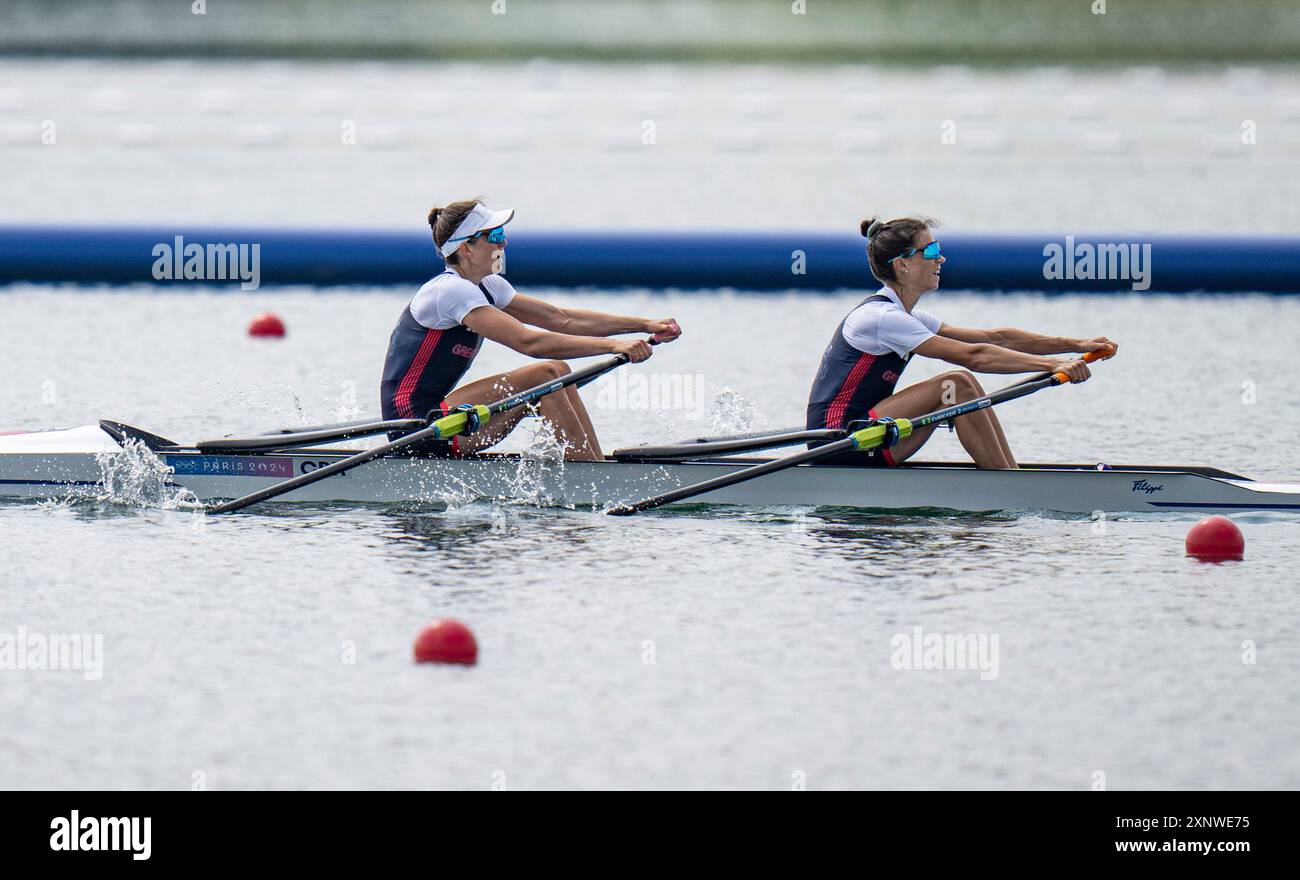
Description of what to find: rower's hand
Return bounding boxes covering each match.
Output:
[613,338,654,363]
[646,318,682,343]
[1077,336,1117,358]
[1054,358,1092,383]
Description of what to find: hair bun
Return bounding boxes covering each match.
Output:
[861,216,883,240]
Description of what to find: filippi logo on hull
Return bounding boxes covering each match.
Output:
[1042,235,1152,291]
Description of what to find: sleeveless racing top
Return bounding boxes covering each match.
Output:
[380,269,511,421]
[806,290,941,430]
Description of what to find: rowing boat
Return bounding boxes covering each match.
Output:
[1,421,1298,514]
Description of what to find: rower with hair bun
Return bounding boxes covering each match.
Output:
[805,215,1118,469]
[380,199,681,461]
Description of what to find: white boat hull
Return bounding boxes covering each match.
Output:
[1,425,1298,514]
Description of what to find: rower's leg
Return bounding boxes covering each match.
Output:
[442,369,536,453]
[871,371,1013,469]
[984,406,1018,469]
[872,414,938,464]
[941,371,1017,468]
[445,361,602,460]
[868,383,940,463]
[501,360,601,460]
[561,385,603,457]
[939,371,1016,469]
[539,381,602,460]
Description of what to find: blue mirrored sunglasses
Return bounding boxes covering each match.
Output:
[890,241,942,262]
[450,226,506,246]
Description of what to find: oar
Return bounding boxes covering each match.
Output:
[877,344,1116,436]
[196,418,428,453]
[207,345,651,514]
[607,346,1114,515]
[999,345,1116,391]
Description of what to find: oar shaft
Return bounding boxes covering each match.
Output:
[980,346,1114,392]
[206,427,415,513]
[607,383,1046,514]
[608,346,1114,516]
[605,383,1037,516]
[608,436,860,514]
[207,351,634,514]
[928,347,1113,427]
[912,374,1057,431]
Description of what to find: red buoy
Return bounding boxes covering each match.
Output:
[1185,515,1245,561]
[248,312,286,338]
[414,619,478,665]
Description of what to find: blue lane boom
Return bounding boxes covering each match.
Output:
[1,225,1297,293]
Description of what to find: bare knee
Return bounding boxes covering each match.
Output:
[540,359,569,379]
[937,370,983,402]
[511,360,568,388]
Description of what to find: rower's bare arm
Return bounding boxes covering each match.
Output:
[939,324,1118,356]
[937,323,1066,352]
[463,306,650,360]
[914,335,1069,373]
[505,294,658,337]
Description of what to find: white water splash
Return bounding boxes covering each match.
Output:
[707,386,759,435]
[89,439,201,510]
[505,415,570,507]
[431,473,481,509]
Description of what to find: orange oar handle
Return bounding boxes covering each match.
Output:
[1052,344,1116,383]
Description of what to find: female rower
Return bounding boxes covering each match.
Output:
[805,216,1116,468]
[381,199,681,460]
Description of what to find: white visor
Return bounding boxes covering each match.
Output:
[438,203,515,257]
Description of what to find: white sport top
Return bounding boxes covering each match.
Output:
[841,285,943,358]
[409,268,518,329]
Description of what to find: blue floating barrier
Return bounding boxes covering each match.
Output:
[0,224,1296,293]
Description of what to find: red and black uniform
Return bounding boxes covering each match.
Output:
[805,289,943,467]
[380,268,516,456]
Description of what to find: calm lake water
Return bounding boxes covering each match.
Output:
[1,57,1297,789]
[1,287,1298,790]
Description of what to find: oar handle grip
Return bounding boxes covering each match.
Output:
[607,336,661,368]
[1051,344,1115,383]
